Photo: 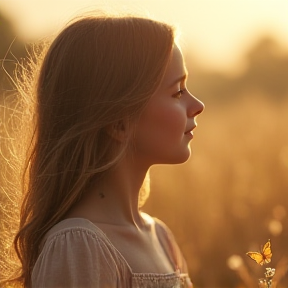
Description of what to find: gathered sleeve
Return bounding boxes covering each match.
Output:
[32,228,124,288]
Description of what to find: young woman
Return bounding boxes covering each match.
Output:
[5,14,204,287]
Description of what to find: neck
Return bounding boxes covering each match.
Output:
[67,155,150,228]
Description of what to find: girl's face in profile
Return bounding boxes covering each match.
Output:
[133,45,204,166]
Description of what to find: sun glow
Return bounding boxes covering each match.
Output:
[0,0,287,71]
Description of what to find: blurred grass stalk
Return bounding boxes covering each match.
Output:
[227,255,257,288]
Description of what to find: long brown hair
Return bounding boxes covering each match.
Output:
[4,15,174,287]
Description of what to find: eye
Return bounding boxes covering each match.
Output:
[173,89,186,99]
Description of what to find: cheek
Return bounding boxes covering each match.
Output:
[154,104,186,136]
[133,101,190,164]
[140,102,186,140]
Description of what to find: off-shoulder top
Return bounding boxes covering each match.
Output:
[31,215,193,288]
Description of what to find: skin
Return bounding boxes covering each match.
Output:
[66,45,204,274]
[134,44,204,166]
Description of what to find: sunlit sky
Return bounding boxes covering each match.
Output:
[1,0,288,71]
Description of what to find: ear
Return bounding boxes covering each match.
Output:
[106,120,130,142]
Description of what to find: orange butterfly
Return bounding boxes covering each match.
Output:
[246,239,272,266]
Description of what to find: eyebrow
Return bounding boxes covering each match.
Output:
[169,74,188,88]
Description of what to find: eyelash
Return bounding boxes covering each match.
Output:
[173,89,186,99]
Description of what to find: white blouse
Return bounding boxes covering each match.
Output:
[32,216,193,288]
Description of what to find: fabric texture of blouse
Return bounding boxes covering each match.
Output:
[32,215,193,288]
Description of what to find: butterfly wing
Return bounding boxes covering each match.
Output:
[246,252,266,265]
[262,239,272,264]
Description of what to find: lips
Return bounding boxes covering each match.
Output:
[184,126,196,134]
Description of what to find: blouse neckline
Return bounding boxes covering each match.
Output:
[48,217,180,278]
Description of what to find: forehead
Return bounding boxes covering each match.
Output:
[161,45,186,87]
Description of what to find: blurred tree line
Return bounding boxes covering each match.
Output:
[187,36,288,104]
[1,10,288,102]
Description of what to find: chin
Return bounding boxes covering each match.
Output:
[178,147,191,162]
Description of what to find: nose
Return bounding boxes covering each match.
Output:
[187,92,205,118]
